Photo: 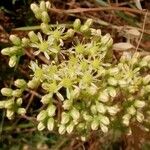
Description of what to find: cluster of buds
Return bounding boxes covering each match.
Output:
[0,1,150,140]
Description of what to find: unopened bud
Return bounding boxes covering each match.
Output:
[22,38,30,47]
[17,108,26,115]
[96,102,106,114]
[28,31,39,43]
[58,124,66,134]
[47,118,54,131]
[37,122,45,131]
[134,100,145,108]
[1,88,13,97]
[37,110,47,121]
[16,98,23,106]
[40,1,46,11]
[91,119,99,130]
[73,19,81,30]
[66,122,74,134]
[14,79,27,88]
[136,112,144,122]
[27,78,40,89]
[12,89,22,97]
[85,19,93,27]
[1,48,11,56]
[9,55,17,67]
[41,23,50,34]
[41,94,52,104]
[107,77,117,86]
[9,35,21,45]
[100,116,110,125]
[80,25,89,33]
[30,4,42,19]
[70,108,80,120]
[6,109,14,120]
[41,11,50,23]
[61,112,70,124]
[63,100,72,110]
[5,99,14,109]
[100,124,108,133]
[47,104,56,117]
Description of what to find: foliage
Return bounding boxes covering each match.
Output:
[0,1,150,143]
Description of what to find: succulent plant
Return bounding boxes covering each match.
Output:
[0,1,150,141]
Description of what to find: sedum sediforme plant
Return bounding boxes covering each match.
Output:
[0,1,150,141]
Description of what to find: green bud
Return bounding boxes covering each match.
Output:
[100,124,108,133]
[9,35,21,45]
[96,102,106,114]
[134,100,145,108]
[66,122,74,134]
[127,106,136,115]
[70,108,80,120]
[145,85,150,93]
[37,110,47,121]
[107,77,117,86]
[12,89,22,97]
[0,101,5,109]
[91,119,99,130]
[5,99,14,109]
[9,55,17,67]
[98,91,109,102]
[37,122,45,131]
[22,38,30,47]
[9,46,21,55]
[101,33,111,45]
[28,31,39,43]
[118,80,127,87]
[47,118,54,131]
[122,114,131,126]
[80,25,89,33]
[100,116,110,125]
[41,11,50,23]
[1,88,13,97]
[47,105,56,117]
[63,100,72,110]
[41,94,52,104]
[64,29,75,39]
[46,1,51,9]
[107,87,117,97]
[143,75,150,85]
[6,109,14,120]
[58,124,66,134]
[30,3,42,19]
[83,112,92,121]
[14,79,27,89]
[136,112,144,123]
[41,23,50,34]
[17,108,26,115]
[108,67,119,76]
[40,1,46,11]
[107,105,119,116]
[85,19,93,27]
[1,48,11,56]
[61,112,70,124]
[16,98,23,106]
[90,105,97,114]
[73,19,81,30]
[27,78,40,89]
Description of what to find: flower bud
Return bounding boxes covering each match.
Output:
[96,102,106,114]
[14,79,27,89]
[122,114,131,126]
[73,19,81,30]
[100,124,108,133]
[5,99,14,109]
[1,48,11,56]
[37,110,47,121]
[107,77,117,86]
[98,91,109,102]
[6,109,14,120]
[80,25,89,33]
[0,101,5,109]
[107,105,119,116]
[9,55,17,67]
[70,108,80,120]
[61,112,70,124]
[143,75,150,85]
[145,85,150,92]
[9,35,21,45]
[90,105,97,114]
[64,29,75,39]
[17,108,26,115]
[30,3,42,19]
[28,31,39,43]
[127,106,136,115]
[1,88,13,97]
[83,112,92,121]
[58,124,66,134]
[47,104,56,117]
[100,116,110,125]
[136,112,144,123]
[37,122,45,131]
[40,1,46,11]
[41,23,50,34]
[46,1,51,9]
[107,87,116,97]
[134,100,145,108]
[101,33,111,45]
[12,89,22,97]
[47,118,54,131]
[63,100,72,110]
[22,38,30,47]
[16,98,23,106]
[41,11,50,23]
[85,19,93,27]
[118,80,127,87]
[91,119,99,130]
[41,94,52,104]
[66,122,74,134]
[27,78,40,89]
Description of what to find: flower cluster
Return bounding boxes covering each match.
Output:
[0,1,150,140]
